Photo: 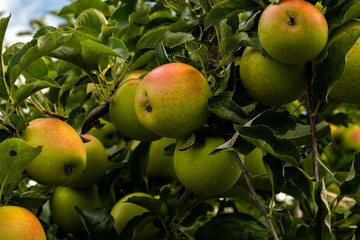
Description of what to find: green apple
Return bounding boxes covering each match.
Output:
[89,118,120,148]
[328,20,360,103]
[109,79,161,142]
[0,206,46,240]
[238,148,271,191]
[239,46,306,106]
[135,63,213,139]
[331,124,360,152]
[123,70,148,81]
[71,134,108,188]
[23,118,87,186]
[110,192,160,239]
[258,0,328,65]
[147,137,177,180]
[49,185,102,233]
[174,136,241,197]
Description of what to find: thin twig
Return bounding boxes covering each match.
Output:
[232,151,279,240]
[108,142,129,159]
[175,189,192,213]
[305,62,318,182]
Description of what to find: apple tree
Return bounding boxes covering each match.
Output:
[0,0,360,239]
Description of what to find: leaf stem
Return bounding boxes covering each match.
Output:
[232,151,279,240]
[305,61,318,182]
[175,188,192,213]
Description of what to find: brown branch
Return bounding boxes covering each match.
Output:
[232,151,279,240]
[305,62,318,182]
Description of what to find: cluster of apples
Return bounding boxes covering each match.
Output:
[239,0,329,106]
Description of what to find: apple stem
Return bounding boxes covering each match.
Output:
[305,62,318,182]
[232,151,279,240]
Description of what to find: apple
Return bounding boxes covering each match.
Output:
[258,0,328,65]
[71,134,108,188]
[328,21,360,103]
[110,192,160,239]
[147,137,177,180]
[23,118,86,186]
[239,46,306,106]
[174,136,241,197]
[0,206,46,240]
[135,63,213,139]
[109,79,161,142]
[123,70,148,81]
[331,124,360,152]
[49,185,102,233]
[88,118,120,148]
[238,147,271,191]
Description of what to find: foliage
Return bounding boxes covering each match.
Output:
[0,0,359,239]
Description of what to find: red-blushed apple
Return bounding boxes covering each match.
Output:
[49,185,102,233]
[0,205,46,240]
[147,137,177,180]
[258,0,328,65]
[328,20,360,103]
[135,63,213,139]
[239,46,306,106]
[331,124,360,152]
[174,136,241,197]
[109,79,161,142]
[71,134,108,188]
[110,192,161,239]
[23,118,87,186]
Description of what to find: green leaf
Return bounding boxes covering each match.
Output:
[131,50,156,70]
[281,121,331,146]
[252,109,296,135]
[0,15,11,99]
[75,207,118,240]
[59,0,110,16]
[23,58,48,80]
[155,42,170,65]
[340,152,360,195]
[208,91,248,124]
[326,0,360,31]
[185,40,208,68]
[195,213,270,240]
[108,37,129,60]
[12,76,60,108]
[0,138,42,197]
[313,20,360,101]
[7,31,72,89]
[235,125,301,166]
[75,8,107,33]
[136,27,194,50]
[204,0,261,30]
[81,39,121,70]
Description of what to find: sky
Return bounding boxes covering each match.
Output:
[0,0,69,46]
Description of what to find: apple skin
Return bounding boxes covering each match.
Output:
[239,46,306,106]
[0,206,46,240]
[23,118,87,186]
[258,0,328,65]
[331,124,360,152]
[49,185,102,233]
[135,63,213,139]
[328,21,360,103]
[110,79,161,142]
[238,148,271,191]
[71,134,108,188]
[89,118,120,148]
[147,137,177,180]
[110,192,160,239]
[174,136,241,197]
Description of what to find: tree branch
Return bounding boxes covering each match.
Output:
[232,151,279,240]
[305,62,318,182]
